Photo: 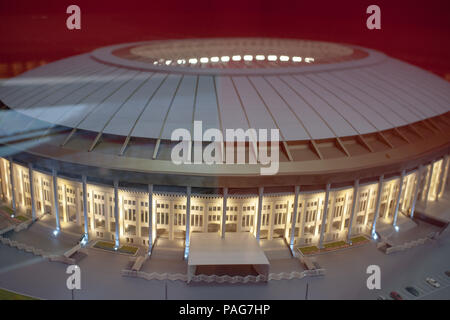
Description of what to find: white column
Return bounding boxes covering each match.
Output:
[136,196,141,239]
[3,160,8,200]
[436,156,447,201]
[283,199,291,240]
[0,159,4,200]
[346,179,359,243]
[2,159,8,201]
[0,159,6,201]
[318,183,331,248]
[203,201,208,233]
[75,184,81,225]
[39,176,44,215]
[89,189,95,230]
[28,164,36,221]
[221,187,228,238]
[19,167,25,208]
[237,202,242,233]
[299,198,308,241]
[401,174,410,212]
[289,186,300,253]
[52,169,61,231]
[423,162,434,208]
[340,191,349,232]
[184,186,191,259]
[63,184,68,223]
[393,170,406,227]
[148,184,154,254]
[363,188,372,228]
[113,179,120,248]
[0,160,4,200]
[439,155,449,198]
[268,199,275,240]
[21,170,26,211]
[104,190,110,237]
[82,175,89,240]
[410,166,423,219]
[169,199,174,240]
[371,175,384,238]
[384,183,393,221]
[8,158,16,214]
[256,187,264,242]
[4,160,10,200]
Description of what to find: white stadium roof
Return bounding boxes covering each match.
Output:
[1,38,449,142]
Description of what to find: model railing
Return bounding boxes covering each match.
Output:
[14,219,34,232]
[0,235,78,264]
[0,225,16,236]
[0,235,48,257]
[384,231,439,254]
[121,270,188,281]
[121,268,325,283]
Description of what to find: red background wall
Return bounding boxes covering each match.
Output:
[1,0,449,78]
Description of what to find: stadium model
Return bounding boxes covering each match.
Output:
[0,38,449,263]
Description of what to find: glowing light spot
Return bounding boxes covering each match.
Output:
[188,58,198,64]
[243,55,253,61]
[232,55,241,61]
[210,57,219,62]
[220,56,230,62]
[200,57,209,63]
[292,56,302,62]
[280,55,289,62]
[267,55,277,61]
[255,55,265,61]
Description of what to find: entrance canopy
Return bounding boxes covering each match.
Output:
[187,232,270,282]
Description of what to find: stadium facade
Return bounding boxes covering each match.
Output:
[0,38,449,255]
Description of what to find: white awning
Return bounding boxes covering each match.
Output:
[187,232,269,282]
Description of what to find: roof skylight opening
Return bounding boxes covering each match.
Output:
[220,56,230,62]
[232,55,242,61]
